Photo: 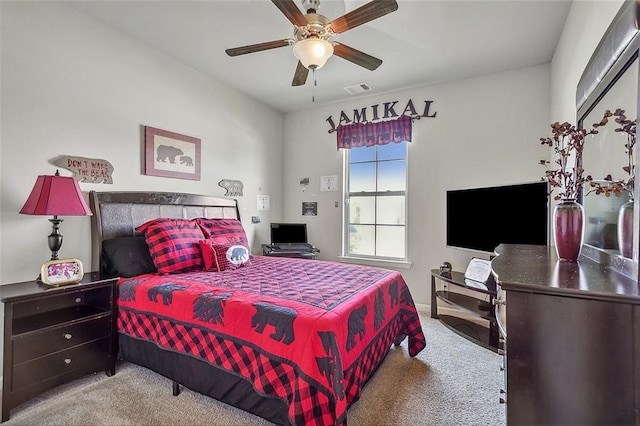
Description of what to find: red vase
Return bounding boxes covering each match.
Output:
[553,199,584,261]
[617,199,634,258]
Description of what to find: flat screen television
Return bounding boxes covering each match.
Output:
[270,223,308,244]
[446,182,549,253]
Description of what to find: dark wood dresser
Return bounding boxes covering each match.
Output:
[491,244,640,425]
[0,272,117,422]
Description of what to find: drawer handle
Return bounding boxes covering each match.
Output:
[64,333,73,340]
[64,358,72,364]
[75,298,82,303]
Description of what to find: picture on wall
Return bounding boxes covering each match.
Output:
[144,126,201,180]
[302,201,318,216]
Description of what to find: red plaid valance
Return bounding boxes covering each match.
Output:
[336,115,412,149]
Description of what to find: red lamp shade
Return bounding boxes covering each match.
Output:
[20,172,91,262]
[20,174,91,217]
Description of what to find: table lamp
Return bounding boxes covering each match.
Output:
[20,171,92,282]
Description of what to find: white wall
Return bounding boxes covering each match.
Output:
[0,2,284,284]
[283,64,552,305]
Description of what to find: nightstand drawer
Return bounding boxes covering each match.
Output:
[12,287,112,335]
[13,314,111,364]
[12,337,110,392]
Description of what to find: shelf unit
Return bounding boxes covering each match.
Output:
[430,269,500,352]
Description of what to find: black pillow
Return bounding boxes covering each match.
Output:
[102,236,157,278]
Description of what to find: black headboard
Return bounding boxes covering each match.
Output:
[89,191,240,272]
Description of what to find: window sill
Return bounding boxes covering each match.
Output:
[338,256,412,270]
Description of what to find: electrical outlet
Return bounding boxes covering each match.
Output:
[251,216,261,223]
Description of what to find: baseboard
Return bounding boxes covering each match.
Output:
[415,303,429,314]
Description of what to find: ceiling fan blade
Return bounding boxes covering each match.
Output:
[329,0,398,34]
[333,42,382,71]
[225,39,293,57]
[272,0,308,27]
[292,61,309,86]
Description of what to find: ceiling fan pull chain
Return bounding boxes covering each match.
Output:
[312,68,317,102]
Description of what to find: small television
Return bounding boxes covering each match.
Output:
[446,182,549,253]
[270,223,308,244]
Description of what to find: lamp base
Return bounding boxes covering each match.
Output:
[48,217,64,261]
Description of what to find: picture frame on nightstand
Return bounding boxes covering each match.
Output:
[39,258,84,286]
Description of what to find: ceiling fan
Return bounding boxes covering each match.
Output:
[225,0,399,86]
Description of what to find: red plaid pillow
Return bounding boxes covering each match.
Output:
[195,218,250,249]
[198,239,220,271]
[198,239,251,272]
[212,242,251,271]
[136,218,205,274]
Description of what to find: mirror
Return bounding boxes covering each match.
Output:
[581,57,637,253]
[576,0,639,278]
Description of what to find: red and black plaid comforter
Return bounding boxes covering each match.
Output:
[117,256,426,425]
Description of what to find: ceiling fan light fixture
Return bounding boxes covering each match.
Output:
[293,38,333,70]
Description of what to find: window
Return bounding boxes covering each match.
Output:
[344,141,408,260]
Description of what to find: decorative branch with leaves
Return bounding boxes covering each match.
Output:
[586,108,636,200]
[539,115,609,201]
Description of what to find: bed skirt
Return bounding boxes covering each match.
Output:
[118,333,291,425]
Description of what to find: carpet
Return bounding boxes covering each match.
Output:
[4,314,506,425]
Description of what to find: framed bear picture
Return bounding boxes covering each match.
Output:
[144,125,201,180]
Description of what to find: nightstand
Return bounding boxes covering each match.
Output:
[0,272,117,422]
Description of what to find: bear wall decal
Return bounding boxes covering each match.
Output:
[218,179,244,197]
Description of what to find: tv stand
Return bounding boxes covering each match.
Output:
[430,269,500,352]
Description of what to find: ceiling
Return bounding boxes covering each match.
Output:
[64,0,573,114]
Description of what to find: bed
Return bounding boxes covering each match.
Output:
[89,190,426,425]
